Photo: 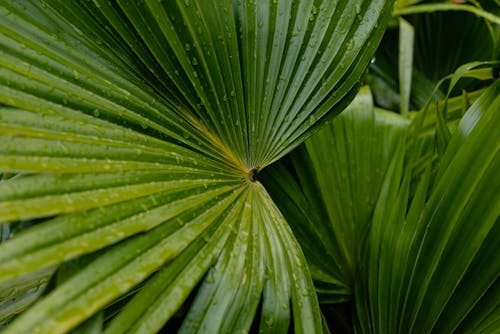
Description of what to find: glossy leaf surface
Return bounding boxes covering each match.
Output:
[0,0,392,332]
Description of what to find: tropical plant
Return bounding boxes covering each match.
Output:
[262,2,500,332]
[0,1,499,334]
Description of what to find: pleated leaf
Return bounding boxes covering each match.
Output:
[262,86,410,302]
[0,0,393,332]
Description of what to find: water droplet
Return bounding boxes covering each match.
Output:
[93,109,100,117]
[184,43,191,51]
[58,142,69,154]
[192,57,198,65]
[72,70,80,79]
[205,270,215,283]
[355,4,361,14]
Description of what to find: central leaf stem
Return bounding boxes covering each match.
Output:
[246,167,259,183]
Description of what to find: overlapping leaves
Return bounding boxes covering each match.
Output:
[0,0,392,332]
[262,86,410,302]
[264,82,500,333]
[355,80,500,334]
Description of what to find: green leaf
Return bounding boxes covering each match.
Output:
[393,3,500,26]
[263,86,410,302]
[370,8,499,111]
[1,0,393,332]
[355,79,500,333]
[1,0,393,169]
[398,17,414,115]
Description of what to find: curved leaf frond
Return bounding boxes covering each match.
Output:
[0,0,393,332]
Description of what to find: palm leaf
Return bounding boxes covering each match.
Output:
[264,79,500,332]
[262,86,410,303]
[370,5,499,111]
[0,0,393,332]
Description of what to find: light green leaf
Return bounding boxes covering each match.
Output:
[398,17,414,115]
[393,3,500,26]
